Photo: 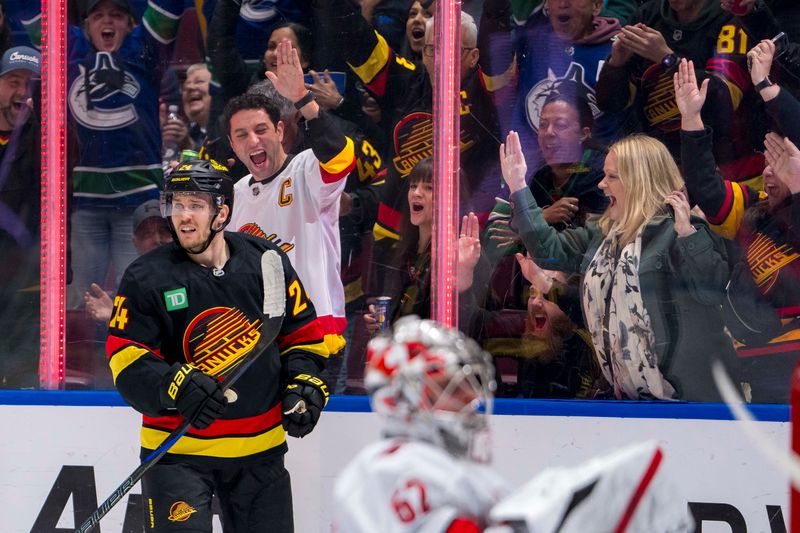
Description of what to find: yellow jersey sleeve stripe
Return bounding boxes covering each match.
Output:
[709,182,746,240]
[480,57,517,92]
[347,32,390,85]
[281,342,330,358]
[321,137,356,175]
[141,424,286,458]
[372,223,400,242]
[109,345,149,385]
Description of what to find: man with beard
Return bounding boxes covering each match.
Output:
[0,45,41,388]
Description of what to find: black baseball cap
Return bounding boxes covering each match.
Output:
[84,0,133,18]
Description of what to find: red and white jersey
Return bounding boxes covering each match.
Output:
[230,148,349,354]
[333,438,508,533]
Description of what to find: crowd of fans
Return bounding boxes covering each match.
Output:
[1,0,799,404]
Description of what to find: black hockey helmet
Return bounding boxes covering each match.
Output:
[161,158,235,254]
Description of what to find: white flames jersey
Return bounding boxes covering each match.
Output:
[333,439,508,533]
[230,148,349,353]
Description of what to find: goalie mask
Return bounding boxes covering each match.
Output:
[366,316,496,462]
[161,158,234,254]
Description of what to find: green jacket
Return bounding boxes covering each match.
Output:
[510,188,737,402]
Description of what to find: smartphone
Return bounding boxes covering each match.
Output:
[665,204,675,218]
[303,71,347,94]
[772,32,789,58]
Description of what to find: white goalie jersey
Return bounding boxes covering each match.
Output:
[333,438,508,533]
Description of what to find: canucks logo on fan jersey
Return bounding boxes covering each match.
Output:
[68,52,141,130]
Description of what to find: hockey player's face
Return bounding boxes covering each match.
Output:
[229,109,286,181]
[408,179,433,229]
[545,0,602,42]
[84,0,133,53]
[170,193,219,253]
[538,99,589,166]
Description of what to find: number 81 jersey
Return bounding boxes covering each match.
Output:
[333,438,508,532]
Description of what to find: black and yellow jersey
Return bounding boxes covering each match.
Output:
[106,232,328,466]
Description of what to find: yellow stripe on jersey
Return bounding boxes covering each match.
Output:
[141,424,286,458]
[281,341,330,359]
[709,181,747,240]
[109,345,149,384]
[323,333,346,356]
[347,32,390,85]
[373,223,400,242]
[480,57,517,92]
[321,136,356,175]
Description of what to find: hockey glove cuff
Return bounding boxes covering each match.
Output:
[282,373,329,438]
[161,363,227,429]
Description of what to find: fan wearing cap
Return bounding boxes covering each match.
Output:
[0,45,41,388]
[66,0,184,310]
[83,199,172,323]
[107,158,330,532]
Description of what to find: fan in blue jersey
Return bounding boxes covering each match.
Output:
[66,0,185,309]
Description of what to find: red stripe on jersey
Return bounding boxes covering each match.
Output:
[718,152,765,183]
[278,319,326,350]
[364,65,389,98]
[320,156,357,184]
[106,335,161,360]
[316,314,348,335]
[445,517,481,533]
[737,340,800,358]
[143,403,283,438]
[706,181,736,225]
[613,447,663,533]
[706,57,749,90]
[377,202,402,233]
[778,306,800,318]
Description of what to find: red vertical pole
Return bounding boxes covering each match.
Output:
[792,361,800,532]
[39,0,68,389]
[431,0,461,327]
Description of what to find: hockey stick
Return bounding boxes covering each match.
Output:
[75,250,286,533]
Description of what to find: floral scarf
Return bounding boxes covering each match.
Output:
[581,230,677,400]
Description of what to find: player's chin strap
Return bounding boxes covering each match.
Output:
[74,250,286,533]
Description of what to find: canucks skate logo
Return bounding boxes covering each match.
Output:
[183,307,262,376]
[524,63,600,133]
[68,52,141,130]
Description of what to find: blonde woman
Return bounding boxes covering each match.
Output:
[500,130,737,401]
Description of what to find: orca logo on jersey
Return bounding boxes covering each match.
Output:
[182,307,262,376]
[68,52,141,130]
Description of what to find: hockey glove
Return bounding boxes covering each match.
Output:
[282,373,329,438]
[161,363,227,429]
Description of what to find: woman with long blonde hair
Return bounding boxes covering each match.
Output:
[500,130,737,401]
